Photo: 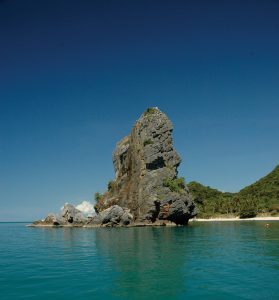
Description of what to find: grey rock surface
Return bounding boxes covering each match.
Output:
[44,213,60,225]
[95,107,197,225]
[60,204,87,224]
[88,205,133,226]
[34,204,88,226]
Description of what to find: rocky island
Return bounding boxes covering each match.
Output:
[32,107,197,227]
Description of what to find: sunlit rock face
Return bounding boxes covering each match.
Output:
[95,107,197,225]
[60,204,87,224]
[90,205,133,227]
[33,202,94,226]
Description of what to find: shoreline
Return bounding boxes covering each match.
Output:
[190,216,279,222]
[26,221,178,228]
[26,216,279,228]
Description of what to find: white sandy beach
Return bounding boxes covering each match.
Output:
[190,216,279,222]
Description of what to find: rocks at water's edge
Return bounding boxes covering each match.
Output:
[32,204,132,227]
[90,205,133,226]
[32,107,197,227]
[32,204,88,226]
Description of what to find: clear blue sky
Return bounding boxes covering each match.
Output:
[0,0,278,221]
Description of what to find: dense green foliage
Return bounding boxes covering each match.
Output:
[188,182,235,218]
[94,192,103,202]
[163,177,186,194]
[188,165,279,218]
[237,165,279,214]
[107,180,117,193]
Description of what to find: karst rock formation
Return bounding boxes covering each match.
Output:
[93,107,197,225]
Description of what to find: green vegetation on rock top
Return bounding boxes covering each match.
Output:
[144,107,158,116]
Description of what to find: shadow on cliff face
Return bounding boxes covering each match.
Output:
[94,227,193,298]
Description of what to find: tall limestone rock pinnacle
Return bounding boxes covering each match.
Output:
[95,107,197,225]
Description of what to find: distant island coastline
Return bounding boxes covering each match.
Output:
[188,165,279,219]
[191,216,279,222]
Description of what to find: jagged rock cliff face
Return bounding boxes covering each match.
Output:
[95,108,197,225]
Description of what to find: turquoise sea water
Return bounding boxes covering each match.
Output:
[1,222,279,300]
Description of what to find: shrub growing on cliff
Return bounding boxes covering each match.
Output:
[108,180,117,193]
[163,177,186,193]
[143,139,153,146]
[94,192,102,202]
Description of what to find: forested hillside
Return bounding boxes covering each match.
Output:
[188,165,279,218]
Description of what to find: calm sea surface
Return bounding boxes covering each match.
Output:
[1,222,279,300]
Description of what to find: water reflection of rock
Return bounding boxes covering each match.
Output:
[95,227,191,298]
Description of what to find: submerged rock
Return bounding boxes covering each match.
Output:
[94,107,197,225]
